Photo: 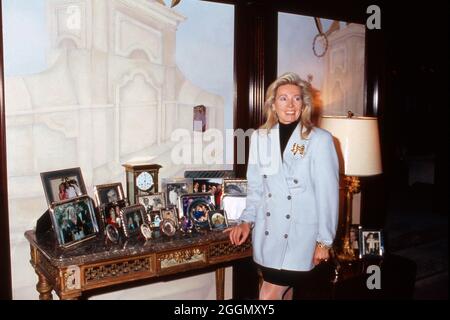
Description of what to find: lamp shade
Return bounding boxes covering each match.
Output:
[319,116,382,176]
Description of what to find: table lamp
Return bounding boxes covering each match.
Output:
[320,112,382,261]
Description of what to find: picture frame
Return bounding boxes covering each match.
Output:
[138,193,166,213]
[160,218,177,237]
[105,224,120,244]
[162,178,192,207]
[222,179,247,195]
[192,178,223,207]
[100,199,127,230]
[359,229,384,258]
[120,204,146,238]
[94,182,125,206]
[160,207,179,226]
[40,167,87,205]
[349,224,362,253]
[140,223,152,240]
[221,194,246,221]
[208,209,229,230]
[178,193,215,219]
[49,195,99,248]
[148,210,162,229]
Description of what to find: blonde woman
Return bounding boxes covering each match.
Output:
[225,72,339,300]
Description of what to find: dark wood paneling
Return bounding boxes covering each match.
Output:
[0,0,13,300]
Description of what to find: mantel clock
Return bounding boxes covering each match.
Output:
[123,163,162,204]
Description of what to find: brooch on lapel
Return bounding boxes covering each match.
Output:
[291,143,306,157]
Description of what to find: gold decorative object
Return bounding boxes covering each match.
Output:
[290,143,305,157]
[158,248,205,269]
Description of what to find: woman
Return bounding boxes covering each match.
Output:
[225,72,339,300]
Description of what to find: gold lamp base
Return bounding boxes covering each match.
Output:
[336,176,360,261]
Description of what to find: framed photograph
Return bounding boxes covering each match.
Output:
[148,210,162,229]
[192,178,223,207]
[138,193,166,213]
[94,182,125,206]
[349,224,362,252]
[178,193,215,219]
[100,199,127,230]
[208,210,229,230]
[140,223,152,240]
[120,204,146,238]
[221,194,246,221]
[49,195,99,248]
[359,229,384,258]
[160,207,178,225]
[160,218,177,237]
[162,178,192,207]
[41,167,87,205]
[223,179,247,195]
[105,224,120,244]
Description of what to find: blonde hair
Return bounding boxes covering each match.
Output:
[260,72,314,139]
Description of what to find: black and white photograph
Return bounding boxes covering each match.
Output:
[49,195,99,247]
[41,167,87,205]
[138,193,166,213]
[164,179,191,206]
[94,183,125,206]
[359,229,384,258]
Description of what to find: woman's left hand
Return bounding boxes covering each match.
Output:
[313,245,330,265]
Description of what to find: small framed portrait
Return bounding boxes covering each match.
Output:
[192,179,222,207]
[120,204,146,238]
[179,193,215,221]
[160,207,178,225]
[160,218,177,237]
[49,195,99,248]
[94,182,125,206]
[208,210,229,230]
[221,194,246,221]
[138,193,166,213]
[349,224,362,253]
[41,167,87,205]
[222,179,247,196]
[359,229,384,258]
[148,210,162,229]
[140,223,152,240]
[162,178,192,207]
[105,224,120,244]
[100,199,127,230]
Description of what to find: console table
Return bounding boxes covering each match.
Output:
[25,230,252,300]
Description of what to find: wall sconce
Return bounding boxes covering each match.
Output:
[320,112,382,261]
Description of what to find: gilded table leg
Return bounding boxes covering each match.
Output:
[215,267,225,300]
[36,271,53,300]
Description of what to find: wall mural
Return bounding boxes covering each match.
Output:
[3,0,234,299]
[278,12,366,118]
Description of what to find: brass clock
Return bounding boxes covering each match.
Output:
[122,163,162,204]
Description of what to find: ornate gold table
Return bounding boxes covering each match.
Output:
[25,230,252,300]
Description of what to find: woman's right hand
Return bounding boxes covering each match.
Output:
[223,222,251,245]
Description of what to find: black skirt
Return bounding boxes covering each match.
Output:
[257,264,311,287]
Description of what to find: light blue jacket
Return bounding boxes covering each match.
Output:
[239,123,339,271]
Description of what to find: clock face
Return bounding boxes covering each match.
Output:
[136,171,154,191]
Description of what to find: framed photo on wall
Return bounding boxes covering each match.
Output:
[359,229,384,258]
[41,167,87,205]
[49,195,99,248]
